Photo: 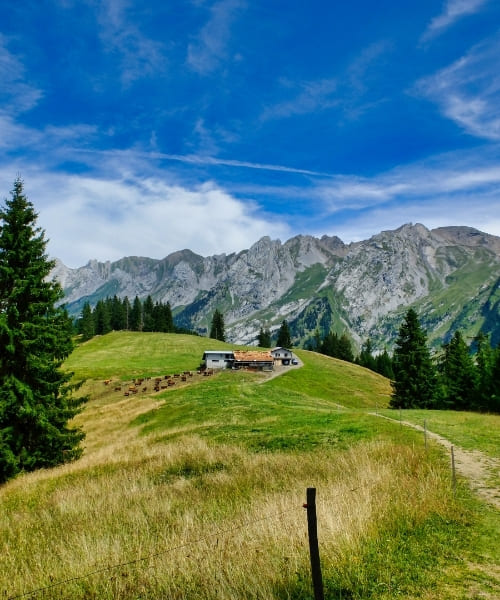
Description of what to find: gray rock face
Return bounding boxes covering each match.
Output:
[52,223,500,349]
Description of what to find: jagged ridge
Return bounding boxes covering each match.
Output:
[53,224,500,349]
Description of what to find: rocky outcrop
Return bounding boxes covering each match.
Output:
[53,224,500,349]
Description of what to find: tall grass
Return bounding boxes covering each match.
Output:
[0,332,496,599]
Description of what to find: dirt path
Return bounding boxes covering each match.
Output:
[257,359,304,382]
[372,412,500,509]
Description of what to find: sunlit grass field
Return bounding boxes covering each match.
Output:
[1,332,498,599]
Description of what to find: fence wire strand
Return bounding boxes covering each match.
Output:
[7,507,303,599]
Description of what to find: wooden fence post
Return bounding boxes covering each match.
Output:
[451,445,456,496]
[305,488,325,600]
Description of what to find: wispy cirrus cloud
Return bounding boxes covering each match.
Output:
[94,0,167,85]
[78,148,331,177]
[187,0,246,74]
[260,78,339,121]
[318,145,500,206]
[422,0,489,41]
[260,40,391,122]
[414,35,500,140]
[0,34,43,113]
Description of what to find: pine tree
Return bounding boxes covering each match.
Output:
[0,179,86,482]
[142,295,155,332]
[475,332,494,411]
[110,295,127,330]
[210,309,225,341]
[78,301,94,341]
[320,331,339,357]
[390,308,438,409]
[358,338,377,371]
[438,330,478,410]
[337,333,354,362]
[257,326,271,348]
[130,296,143,331]
[490,345,500,414]
[276,319,292,348]
[164,301,174,333]
[375,349,394,379]
[93,299,111,335]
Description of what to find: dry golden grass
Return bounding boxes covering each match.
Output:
[1,337,494,599]
[1,393,461,599]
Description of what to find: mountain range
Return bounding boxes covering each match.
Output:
[52,223,500,351]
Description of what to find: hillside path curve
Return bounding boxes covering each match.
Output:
[371,412,500,510]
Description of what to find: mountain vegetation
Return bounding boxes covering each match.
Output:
[0,179,86,483]
[209,308,226,341]
[1,331,498,599]
[77,295,181,340]
[53,224,500,352]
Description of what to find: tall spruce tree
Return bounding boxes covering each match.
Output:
[210,309,225,341]
[276,319,292,348]
[0,179,86,482]
[438,330,477,410]
[257,326,272,348]
[390,308,438,409]
[78,301,94,341]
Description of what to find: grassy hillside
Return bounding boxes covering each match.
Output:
[1,332,498,599]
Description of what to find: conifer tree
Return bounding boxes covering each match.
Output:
[438,330,477,410]
[490,345,500,413]
[0,179,86,482]
[142,295,155,332]
[93,299,111,335]
[164,301,174,333]
[390,308,438,409]
[475,332,495,410]
[110,295,126,330]
[210,308,225,341]
[257,326,271,348]
[375,349,394,379]
[130,296,143,331]
[337,332,354,362]
[276,319,292,348]
[358,338,377,371]
[78,301,94,341]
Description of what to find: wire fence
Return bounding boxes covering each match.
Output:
[7,507,304,599]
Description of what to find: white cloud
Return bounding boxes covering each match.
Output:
[311,148,500,242]
[187,0,245,74]
[414,36,500,140]
[330,194,500,244]
[422,0,489,41]
[4,170,289,268]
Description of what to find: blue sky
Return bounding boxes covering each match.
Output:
[1,0,500,267]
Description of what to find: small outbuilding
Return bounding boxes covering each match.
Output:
[202,351,234,369]
[271,347,293,365]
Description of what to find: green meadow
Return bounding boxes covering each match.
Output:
[1,332,498,599]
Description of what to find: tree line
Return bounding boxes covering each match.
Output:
[272,311,499,413]
[77,295,196,340]
[390,308,500,413]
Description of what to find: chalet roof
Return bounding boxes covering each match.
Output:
[233,350,273,363]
